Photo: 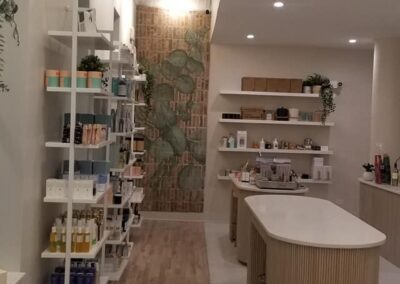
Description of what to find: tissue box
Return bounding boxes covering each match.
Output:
[0,269,7,284]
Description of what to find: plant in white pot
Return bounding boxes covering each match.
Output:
[307,73,329,94]
[78,55,106,89]
[302,79,313,94]
[362,163,375,181]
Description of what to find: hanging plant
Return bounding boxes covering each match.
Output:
[139,65,155,110]
[0,0,20,93]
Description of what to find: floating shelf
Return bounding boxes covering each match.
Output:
[217,175,231,181]
[134,127,146,131]
[45,140,114,149]
[133,76,147,82]
[131,217,143,229]
[220,90,320,98]
[111,131,136,137]
[298,179,332,185]
[102,242,133,281]
[134,102,147,107]
[124,174,145,180]
[218,147,333,155]
[47,87,111,96]
[93,95,134,102]
[44,187,110,204]
[110,159,136,173]
[41,230,111,259]
[219,118,334,127]
[132,150,146,155]
[106,215,135,245]
[48,31,113,50]
[131,188,145,204]
[7,272,25,284]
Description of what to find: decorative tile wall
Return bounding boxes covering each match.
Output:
[135,6,210,212]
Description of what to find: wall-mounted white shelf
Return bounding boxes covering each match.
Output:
[217,175,231,181]
[218,147,333,155]
[219,118,334,127]
[298,179,332,185]
[134,102,147,107]
[102,242,133,281]
[130,188,145,204]
[132,150,146,155]
[48,31,113,50]
[45,140,114,149]
[44,187,110,204]
[220,90,320,98]
[94,95,134,102]
[134,127,146,131]
[41,230,111,259]
[6,272,25,284]
[110,159,136,173]
[105,215,135,245]
[47,87,111,96]
[110,130,136,137]
[124,174,145,180]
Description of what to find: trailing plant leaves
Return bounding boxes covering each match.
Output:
[161,60,182,80]
[189,47,202,62]
[167,49,188,68]
[152,101,177,129]
[178,165,203,191]
[186,57,204,74]
[153,83,174,101]
[176,75,195,94]
[150,139,175,162]
[164,126,187,155]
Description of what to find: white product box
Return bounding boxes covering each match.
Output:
[0,269,7,284]
[322,166,333,181]
[320,146,329,152]
[312,166,324,180]
[312,157,324,167]
[46,179,67,199]
[236,131,248,149]
[72,180,94,199]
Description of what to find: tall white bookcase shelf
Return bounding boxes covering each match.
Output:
[43,1,145,283]
[218,90,335,186]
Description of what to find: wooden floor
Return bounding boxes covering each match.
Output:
[119,220,210,284]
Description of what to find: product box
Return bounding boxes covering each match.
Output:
[290,79,303,93]
[72,180,94,199]
[0,269,7,284]
[254,78,267,91]
[241,77,255,91]
[267,78,291,92]
[46,179,67,199]
[237,131,248,149]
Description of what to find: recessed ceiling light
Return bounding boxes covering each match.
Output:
[247,34,255,39]
[349,39,357,44]
[274,2,284,8]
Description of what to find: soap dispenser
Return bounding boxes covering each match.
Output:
[259,138,265,150]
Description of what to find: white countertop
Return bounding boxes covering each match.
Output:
[232,176,309,194]
[245,195,386,249]
[359,178,400,195]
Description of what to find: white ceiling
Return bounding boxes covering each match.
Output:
[211,0,400,49]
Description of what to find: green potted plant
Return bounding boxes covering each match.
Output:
[302,79,313,94]
[362,163,375,181]
[305,73,336,123]
[78,55,106,88]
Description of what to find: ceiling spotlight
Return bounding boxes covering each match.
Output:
[247,34,255,39]
[274,2,284,8]
[349,39,357,44]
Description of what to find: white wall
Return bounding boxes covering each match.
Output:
[205,44,374,222]
[0,0,70,282]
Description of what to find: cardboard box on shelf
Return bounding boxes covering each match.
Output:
[267,78,291,92]
[254,78,267,91]
[241,77,255,91]
[290,79,303,93]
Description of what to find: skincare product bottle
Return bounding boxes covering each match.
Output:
[71,226,77,253]
[374,155,382,184]
[392,162,399,186]
[228,134,235,148]
[60,227,66,253]
[82,226,91,253]
[272,138,279,150]
[49,226,58,253]
[259,138,265,150]
[382,155,391,184]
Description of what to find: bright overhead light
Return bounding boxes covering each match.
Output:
[349,39,357,44]
[161,0,195,17]
[247,34,255,39]
[274,2,284,8]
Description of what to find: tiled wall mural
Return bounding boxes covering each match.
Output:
[136,6,210,212]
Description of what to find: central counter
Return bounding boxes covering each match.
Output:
[246,195,386,284]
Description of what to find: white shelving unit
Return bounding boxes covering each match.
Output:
[43,2,116,283]
[219,118,334,127]
[218,88,336,186]
[220,90,321,98]
[218,147,333,155]
[6,272,25,284]
[110,158,137,173]
[103,242,134,281]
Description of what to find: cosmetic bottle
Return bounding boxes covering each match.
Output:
[382,155,391,184]
[228,134,235,148]
[49,226,58,253]
[272,138,279,150]
[392,162,399,186]
[82,226,91,253]
[60,227,66,253]
[71,226,77,253]
[259,138,265,150]
[374,155,382,184]
[76,227,84,253]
